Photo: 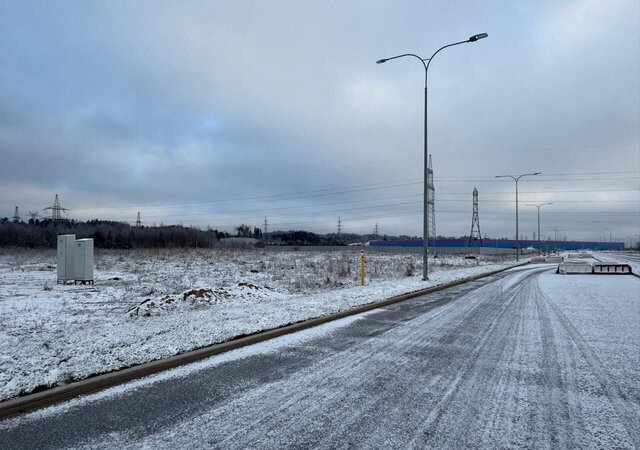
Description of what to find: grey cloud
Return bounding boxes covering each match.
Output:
[0,0,638,241]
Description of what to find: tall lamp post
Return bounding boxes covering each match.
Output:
[377,32,488,280]
[553,226,564,251]
[495,172,541,261]
[526,202,552,254]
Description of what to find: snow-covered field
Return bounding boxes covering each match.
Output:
[0,248,515,401]
[3,261,637,448]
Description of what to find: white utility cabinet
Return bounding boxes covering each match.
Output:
[74,238,94,284]
[57,234,76,283]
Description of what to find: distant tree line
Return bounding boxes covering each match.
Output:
[0,218,229,249]
[269,230,341,246]
[235,224,263,239]
[0,217,413,249]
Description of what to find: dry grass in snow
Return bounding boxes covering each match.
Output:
[0,247,514,401]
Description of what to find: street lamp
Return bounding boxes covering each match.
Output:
[377,32,488,280]
[552,226,564,251]
[495,172,541,261]
[526,202,552,254]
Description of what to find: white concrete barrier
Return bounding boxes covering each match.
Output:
[545,256,563,264]
[558,262,593,274]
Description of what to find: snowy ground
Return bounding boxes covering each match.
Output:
[1,264,637,448]
[0,248,514,401]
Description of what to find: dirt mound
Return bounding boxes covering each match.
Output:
[130,287,232,317]
[183,288,231,302]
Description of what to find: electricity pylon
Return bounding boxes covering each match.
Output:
[427,155,436,244]
[469,187,482,247]
[44,194,69,222]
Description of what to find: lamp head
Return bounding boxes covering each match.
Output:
[376,59,387,64]
[468,33,488,42]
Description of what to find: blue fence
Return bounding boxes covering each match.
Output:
[369,238,624,251]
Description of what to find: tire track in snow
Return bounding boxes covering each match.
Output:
[164,277,513,449]
[141,268,557,449]
[530,276,576,448]
[465,272,544,448]
[209,297,467,448]
[91,269,640,448]
[303,269,540,448]
[168,281,491,448]
[318,275,527,448]
[404,267,559,448]
[537,284,640,449]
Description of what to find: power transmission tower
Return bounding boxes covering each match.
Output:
[373,223,379,237]
[337,217,342,236]
[263,216,268,244]
[136,212,141,227]
[44,194,68,222]
[426,155,436,244]
[468,187,483,247]
[12,206,20,223]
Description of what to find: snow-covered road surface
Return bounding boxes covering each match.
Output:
[1,265,638,449]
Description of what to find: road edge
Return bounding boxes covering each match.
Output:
[0,261,530,420]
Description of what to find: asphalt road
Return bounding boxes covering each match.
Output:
[1,265,638,449]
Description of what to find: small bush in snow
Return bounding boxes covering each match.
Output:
[405,262,416,277]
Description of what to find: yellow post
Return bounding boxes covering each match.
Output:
[361,250,365,286]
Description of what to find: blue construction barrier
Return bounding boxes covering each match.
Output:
[369,238,624,251]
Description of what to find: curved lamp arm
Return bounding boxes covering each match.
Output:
[377,33,488,86]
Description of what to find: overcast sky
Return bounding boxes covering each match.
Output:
[1,0,638,243]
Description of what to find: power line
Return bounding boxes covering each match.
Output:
[438,170,639,179]
[76,191,639,221]
[74,190,640,222]
[73,187,639,218]
[440,188,640,195]
[88,205,639,227]
[435,176,639,183]
[443,143,639,156]
[70,181,639,221]
[68,170,640,213]
[71,180,425,211]
[255,208,640,229]
[189,145,639,187]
